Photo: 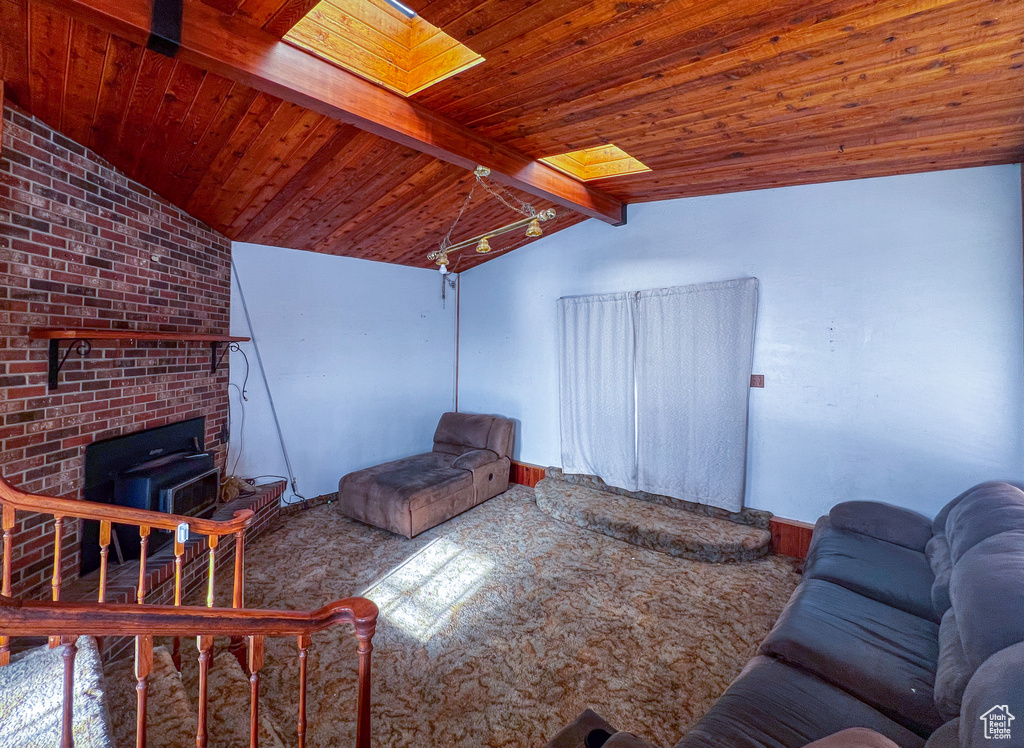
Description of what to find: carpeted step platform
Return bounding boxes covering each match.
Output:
[535,477,772,563]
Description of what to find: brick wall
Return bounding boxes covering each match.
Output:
[0,101,232,600]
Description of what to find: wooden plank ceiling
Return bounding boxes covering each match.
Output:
[2,0,1022,269]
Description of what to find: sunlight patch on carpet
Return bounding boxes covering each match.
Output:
[361,538,493,641]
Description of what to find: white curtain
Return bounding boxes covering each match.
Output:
[558,292,638,490]
[558,278,758,511]
[636,278,759,512]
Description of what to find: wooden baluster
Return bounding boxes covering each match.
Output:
[51,515,63,600]
[98,521,111,603]
[296,635,310,748]
[233,530,244,609]
[174,535,184,606]
[355,622,375,748]
[135,635,153,748]
[61,635,78,748]
[206,535,217,608]
[248,635,264,748]
[172,534,185,670]
[1,505,15,666]
[196,635,213,748]
[229,530,246,659]
[137,526,150,604]
[50,515,64,648]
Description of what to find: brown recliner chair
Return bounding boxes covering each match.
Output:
[336,412,515,538]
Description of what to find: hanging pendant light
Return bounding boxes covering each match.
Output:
[476,236,492,253]
[525,218,543,238]
[427,248,450,268]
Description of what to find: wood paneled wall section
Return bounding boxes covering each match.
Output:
[770,517,816,559]
[509,461,545,488]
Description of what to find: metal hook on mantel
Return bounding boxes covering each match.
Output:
[211,341,242,375]
[47,339,92,391]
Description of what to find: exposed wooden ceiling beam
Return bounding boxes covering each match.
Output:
[39,0,627,225]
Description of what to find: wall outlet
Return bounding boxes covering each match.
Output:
[750,374,765,388]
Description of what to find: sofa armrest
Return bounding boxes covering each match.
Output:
[828,501,932,551]
[543,709,616,748]
[452,449,500,471]
[604,733,663,748]
[803,728,901,748]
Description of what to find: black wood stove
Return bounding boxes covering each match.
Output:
[80,418,219,576]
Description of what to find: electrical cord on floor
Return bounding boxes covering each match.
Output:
[244,475,308,508]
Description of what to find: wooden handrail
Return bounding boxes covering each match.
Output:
[0,595,378,638]
[0,474,254,536]
[1,594,378,748]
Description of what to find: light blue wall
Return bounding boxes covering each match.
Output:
[228,242,456,499]
[458,165,1024,522]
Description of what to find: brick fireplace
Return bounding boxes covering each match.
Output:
[0,101,232,600]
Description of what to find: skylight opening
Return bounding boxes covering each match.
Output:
[285,0,484,97]
[541,144,651,181]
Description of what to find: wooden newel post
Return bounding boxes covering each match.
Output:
[354,619,375,748]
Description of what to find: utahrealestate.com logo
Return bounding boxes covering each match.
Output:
[981,706,1016,739]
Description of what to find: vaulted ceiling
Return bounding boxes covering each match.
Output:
[2,0,1021,270]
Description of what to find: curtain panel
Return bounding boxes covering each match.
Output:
[635,278,759,511]
[558,278,758,512]
[557,291,639,491]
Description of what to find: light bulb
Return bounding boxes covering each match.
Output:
[525,218,542,238]
[476,237,492,253]
[439,264,448,275]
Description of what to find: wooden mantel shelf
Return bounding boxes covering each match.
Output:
[30,328,250,390]
[30,329,249,343]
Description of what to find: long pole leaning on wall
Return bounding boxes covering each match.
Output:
[232,264,306,505]
[455,273,461,413]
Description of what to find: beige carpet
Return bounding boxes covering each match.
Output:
[220,485,800,748]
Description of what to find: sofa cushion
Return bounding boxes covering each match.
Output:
[803,525,936,621]
[673,656,925,748]
[451,449,500,470]
[959,642,1024,747]
[950,530,1024,670]
[544,709,617,748]
[934,610,972,720]
[338,452,473,537]
[945,483,1024,563]
[433,412,497,453]
[829,501,932,552]
[486,418,515,458]
[926,535,953,618]
[759,579,944,736]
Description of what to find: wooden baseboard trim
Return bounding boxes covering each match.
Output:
[510,461,546,488]
[770,516,816,559]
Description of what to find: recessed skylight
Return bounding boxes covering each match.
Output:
[541,144,651,181]
[285,0,484,97]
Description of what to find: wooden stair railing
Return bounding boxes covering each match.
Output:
[0,474,255,663]
[0,594,378,748]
